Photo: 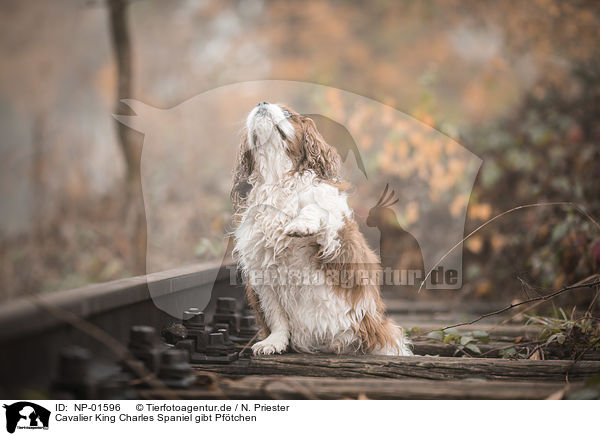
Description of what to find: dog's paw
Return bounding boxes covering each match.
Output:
[284,218,319,238]
[252,334,288,355]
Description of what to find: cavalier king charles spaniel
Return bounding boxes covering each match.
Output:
[231,102,412,356]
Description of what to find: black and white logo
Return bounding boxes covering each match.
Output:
[3,402,50,434]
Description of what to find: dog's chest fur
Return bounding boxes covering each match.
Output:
[234,172,359,353]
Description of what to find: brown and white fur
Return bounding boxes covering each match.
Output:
[231,102,412,356]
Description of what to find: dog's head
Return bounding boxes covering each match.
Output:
[231,102,341,210]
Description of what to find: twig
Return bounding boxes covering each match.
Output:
[565,337,600,381]
[478,340,544,358]
[419,201,600,292]
[526,344,545,360]
[499,299,546,325]
[585,283,600,315]
[456,347,474,358]
[440,279,600,331]
[240,331,260,355]
[498,274,600,327]
[570,337,600,366]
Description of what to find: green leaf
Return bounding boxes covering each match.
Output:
[443,328,460,336]
[558,307,568,321]
[499,347,517,358]
[406,327,421,338]
[460,335,475,345]
[426,330,444,341]
[465,344,481,354]
[444,334,459,344]
[472,330,490,344]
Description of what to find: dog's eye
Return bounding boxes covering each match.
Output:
[282,110,291,118]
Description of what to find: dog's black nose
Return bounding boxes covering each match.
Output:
[257,101,269,107]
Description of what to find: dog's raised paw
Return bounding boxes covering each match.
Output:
[284,218,318,238]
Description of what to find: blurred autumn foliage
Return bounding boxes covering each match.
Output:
[0,0,598,304]
[462,60,600,298]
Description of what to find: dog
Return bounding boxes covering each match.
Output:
[231,102,412,356]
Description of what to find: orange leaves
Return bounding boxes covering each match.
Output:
[475,280,492,297]
[347,105,371,134]
[467,236,484,254]
[468,203,493,221]
[403,201,420,226]
[490,234,508,251]
[462,80,488,119]
[377,116,475,206]
[325,88,346,120]
[450,194,469,218]
[94,62,116,106]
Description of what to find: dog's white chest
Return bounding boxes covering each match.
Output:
[233,172,361,353]
[234,183,356,352]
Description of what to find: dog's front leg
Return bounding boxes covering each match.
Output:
[251,287,290,355]
[284,204,327,237]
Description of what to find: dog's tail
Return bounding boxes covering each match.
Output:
[368,318,413,356]
[321,218,414,356]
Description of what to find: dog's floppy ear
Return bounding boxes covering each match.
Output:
[296,115,341,180]
[231,130,254,213]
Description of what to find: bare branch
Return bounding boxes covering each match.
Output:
[418,201,600,293]
[441,278,600,331]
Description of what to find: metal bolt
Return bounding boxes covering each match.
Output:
[161,348,189,366]
[213,299,240,335]
[52,346,95,399]
[96,373,131,400]
[58,346,91,385]
[205,332,233,357]
[186,307,203,314]
[220,327,239,345]
[158,349,194,388]
[240,315,256,328]
[129,326,157,348]
[209,332,225,346]
[179,308,208,352]
[127,325,162,373]
[216,297,237,314]
[214,322,229,332]
[183,308,205,330]
[239,315,259,339]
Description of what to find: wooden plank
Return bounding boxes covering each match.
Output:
[141,376,576,400]
[193,354,600,381]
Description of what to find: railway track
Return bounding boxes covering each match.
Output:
[0,261,597,399]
